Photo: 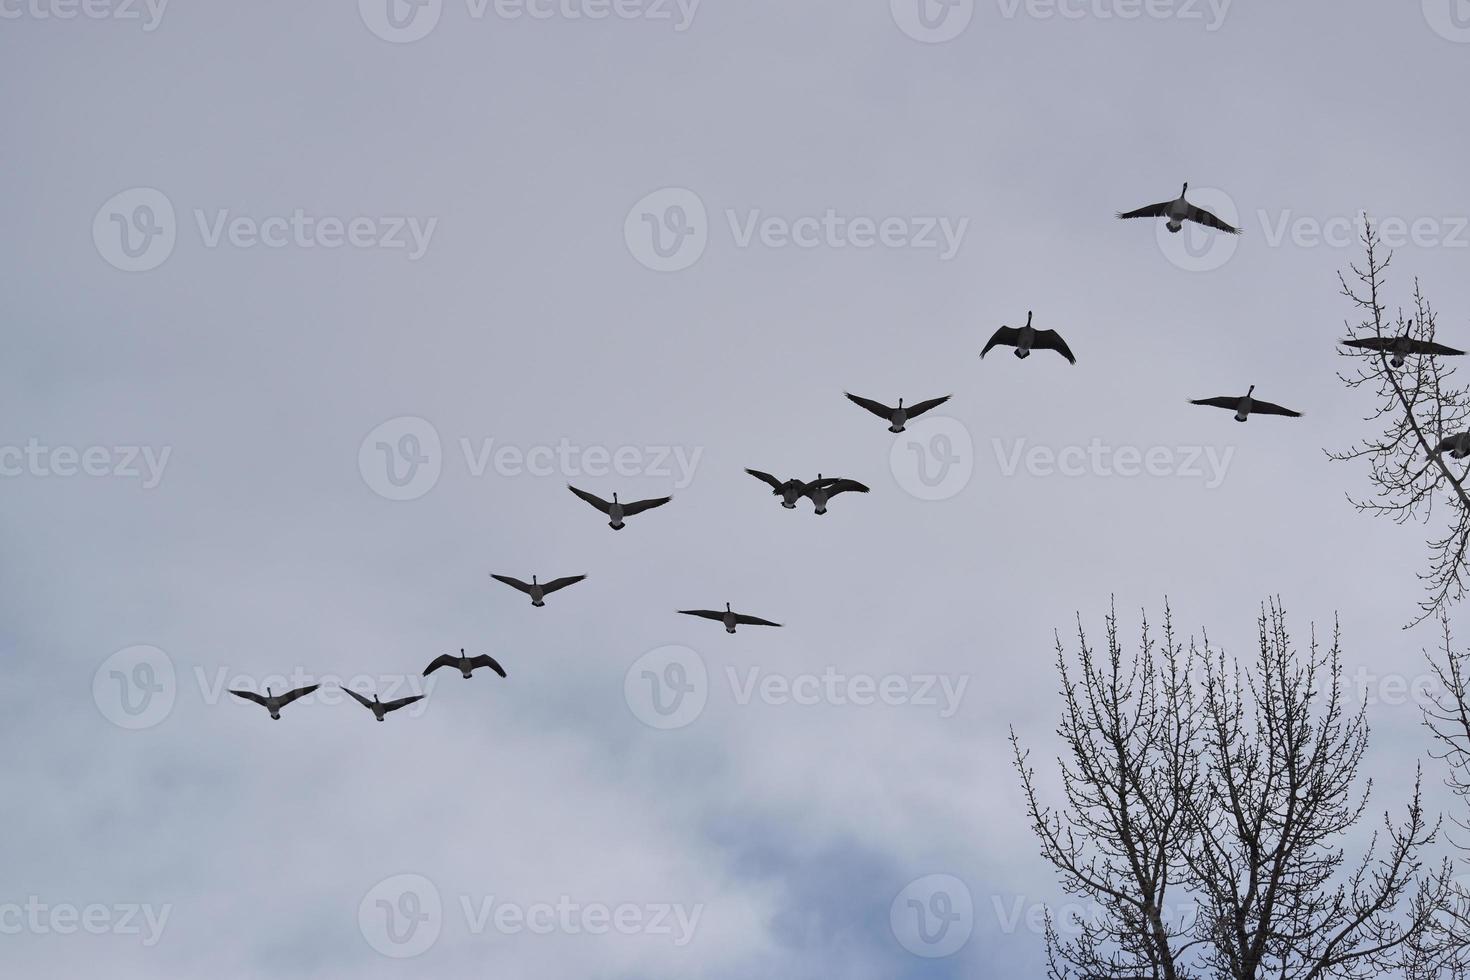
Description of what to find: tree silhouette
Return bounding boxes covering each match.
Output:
[1012,600,1453,979]
[1330,222,1470,625]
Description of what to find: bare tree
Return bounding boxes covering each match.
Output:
[1013,601,1453,979]
[1329,222,1470,625]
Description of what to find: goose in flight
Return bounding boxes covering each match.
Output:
[845,392,951,433]
[981,311,1076,364]
[802,474,870,515]
[423,648,506,679]
[229,684,321,721]
[747,469,838,509]
[1432,432,1470,460]
[1190,386,1302,422]
[678,602,782,634]
[568,485,672,530]
[1341,334,1465,368]
[490,573,587,607]
[1117,182,1241,235]
[344,688,425,722]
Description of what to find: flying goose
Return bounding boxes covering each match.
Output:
[981,312,1076,364]
[1117,182,1241,235]
[229,684,321,721]
[747,469,837,509]
[845,392,951,433]
[1432,432,1470,460]
[423,648,506,679]
[1190,386,1302,422]
[678,602,782,634]
[567,485,672,530]
[801,474,870,515]
[490,573,587,607]
[1341,334,1466,368]
[343,687,425,722]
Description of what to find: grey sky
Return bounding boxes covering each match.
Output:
[4,1,1470,976]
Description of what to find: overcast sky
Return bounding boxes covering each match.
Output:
[4,1,1470,976]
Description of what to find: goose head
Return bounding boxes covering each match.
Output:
[1181,181,1189,198]
[531,575,539,586]
[1026,311,1033,327]
[1246,385,1256,397]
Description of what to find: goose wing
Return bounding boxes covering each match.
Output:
[745,468,785,491]
[732,612,782,628]
[382,694,425,713]
[1341,337,1394,353]
[845,392,895,419]
[621,495,672,516]
[904,395,951,419]
[567,485,612,514]
[1184,204,1242,235]
[1190,396,1240,410]
[1034,330,1077,364]
[1116,200,1174,220]
[229,689,269,707]
[678,609,725,622]
[1413,339,1467,357]
[277,684,320,707]
[1433,435,1459,454]
[822,478,870,498]
[1250,398,1302,418]
[468,654,507,678]
[423,654,457,676]
[540,574,587,595]
[490,574,535,595]
[980,326,1021,359]
[343,687,375,710]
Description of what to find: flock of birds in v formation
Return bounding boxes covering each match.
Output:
[230,182,1469,722]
